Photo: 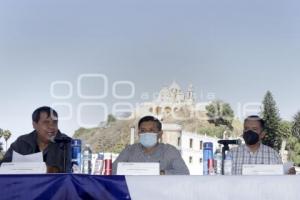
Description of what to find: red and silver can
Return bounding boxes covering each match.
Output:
[103,156,112,175]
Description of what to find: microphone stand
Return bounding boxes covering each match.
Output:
[63,143,67,173]
[221,143,230,175]
[55,137,71,173]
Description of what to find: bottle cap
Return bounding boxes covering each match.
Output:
[72,139,81,146]
[203,142,213,149]
[98,153,104,160]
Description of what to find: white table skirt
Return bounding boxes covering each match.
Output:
[126,175,300,200]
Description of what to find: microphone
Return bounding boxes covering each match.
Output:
[218,139,242,145]
[50,135,72,143]
[49,135,72,173]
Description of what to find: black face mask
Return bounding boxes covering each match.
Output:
[243,130,260,145]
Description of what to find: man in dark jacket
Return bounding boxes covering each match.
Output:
[0,106,72,173]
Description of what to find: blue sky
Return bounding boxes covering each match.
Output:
[0,0,300,147]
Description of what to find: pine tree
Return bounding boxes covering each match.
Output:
[261,91,282,151]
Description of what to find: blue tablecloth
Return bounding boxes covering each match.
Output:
[2,174,300,200]
[0,174,131,200]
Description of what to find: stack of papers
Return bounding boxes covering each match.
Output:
[0,151,46,174]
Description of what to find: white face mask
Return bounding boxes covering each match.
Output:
[139,132,158,148]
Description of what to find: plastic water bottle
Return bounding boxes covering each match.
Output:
[93,153,104,175]
[224,153,232,175]
[82,144,92,174]
[203,142,214,175]
[71,139,82,173]
[214,150,222,175]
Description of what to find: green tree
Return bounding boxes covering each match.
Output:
[289,142,300,166]
[198,126,227,139]
[279,121,292,139]
[0,128,3,154]
[0,128,3,140]
[292,111,300,139]
[3,130,12,151]
[286,134,300,166]
[107,114,116,125]
[285,112,300,166]
[206,100,234,131]
[279,121,294,162]
[261,91,282,151]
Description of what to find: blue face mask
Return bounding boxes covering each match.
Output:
[139,132,158,148]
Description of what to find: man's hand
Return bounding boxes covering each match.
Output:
[160,170,165,175]
[47,166,60,173]
[288,167,296,175]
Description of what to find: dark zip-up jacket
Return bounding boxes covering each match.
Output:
[0,130,72,173]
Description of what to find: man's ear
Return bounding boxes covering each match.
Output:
[32,121,37,130]
[158,131,163,139]
[260,131,266,139]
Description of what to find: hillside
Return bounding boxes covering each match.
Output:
[73,112,243,153]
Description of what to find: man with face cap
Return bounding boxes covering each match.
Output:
[230,115,295,175]
[112,116,189,175]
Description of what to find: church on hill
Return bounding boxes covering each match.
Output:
[134,81,203,120]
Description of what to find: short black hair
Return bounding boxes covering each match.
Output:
[138,116,162,131]
[244,115,265,130]
[32,106,58,123]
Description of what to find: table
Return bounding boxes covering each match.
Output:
[1,174,300,200]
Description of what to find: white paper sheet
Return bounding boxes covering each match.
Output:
[117,162,160,175]
[242,164,283,175]
[12,151,43,162]
[0,162,47,174]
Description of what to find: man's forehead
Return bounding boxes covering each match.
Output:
[244,119,261,127]
[39,112,58,121]
[245,118,260,123]
[139,121,157,128]
[245,117,261,121]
